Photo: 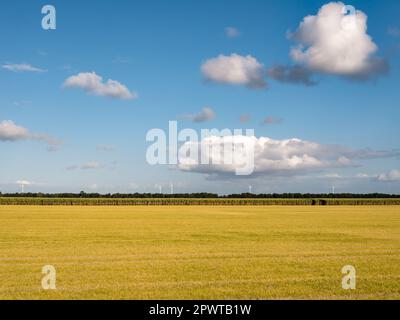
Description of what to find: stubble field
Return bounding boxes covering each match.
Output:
[0,205,399,299]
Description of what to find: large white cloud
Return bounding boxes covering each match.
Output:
[201,54,267,88]
[0,120,61,151]
[377,169,400,182]
[289,2,388,79]
[63,72,137,100]
[178,135,400,177]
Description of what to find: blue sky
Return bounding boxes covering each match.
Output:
[0,0,399,194]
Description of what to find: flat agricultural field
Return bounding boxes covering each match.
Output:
[0,205,399,299]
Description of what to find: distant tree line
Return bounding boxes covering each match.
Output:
[0,192,399,199]
[222,193,400,199]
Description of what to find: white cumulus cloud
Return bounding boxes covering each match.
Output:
[0,120,61,151]
[0,120,29,141]
[178,135,400,178]
[289,2,388,79]
[201,54,267,89]
[377,169,400,182]
[63,72,137,100]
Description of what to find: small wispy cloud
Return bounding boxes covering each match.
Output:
[128,182,139,189]
[88,183,98,190]
[377,169,400,182]
[239,114,251,123]
[112,56,132,64]
[356,173,372,178]
[66,162,102,171]
[181,107,216,123]
[13,100,32,107]
[37,50,48,56]
[81,161,102,170]
[2,63,47,73]
[388,27,400,37]
[201,54,267,89]
[66,165,79,171]
[225,27,241,38]
[0,120,62,151]
[261,116,283,126]
[63,72,137,100]
[96,144,117,152]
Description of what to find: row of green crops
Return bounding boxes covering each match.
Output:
[1,197,400,206]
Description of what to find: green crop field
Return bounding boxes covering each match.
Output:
[1,197,400,206]
[0,205,399,300]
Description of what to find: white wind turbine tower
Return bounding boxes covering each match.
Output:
[16,180,30,193]
[248,185,252,194]
[155,184,162,194]
[331,184,335,194]
[170,183,174,195]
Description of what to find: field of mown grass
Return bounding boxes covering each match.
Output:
[0,205,399,300]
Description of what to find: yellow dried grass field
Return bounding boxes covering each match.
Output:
[0,205,399,299]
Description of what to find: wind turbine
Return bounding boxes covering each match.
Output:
[155,184,162,194]
[16,180,30,193]
[248,185,252,194]
[170,183,174,195]
[331,184,335,194]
